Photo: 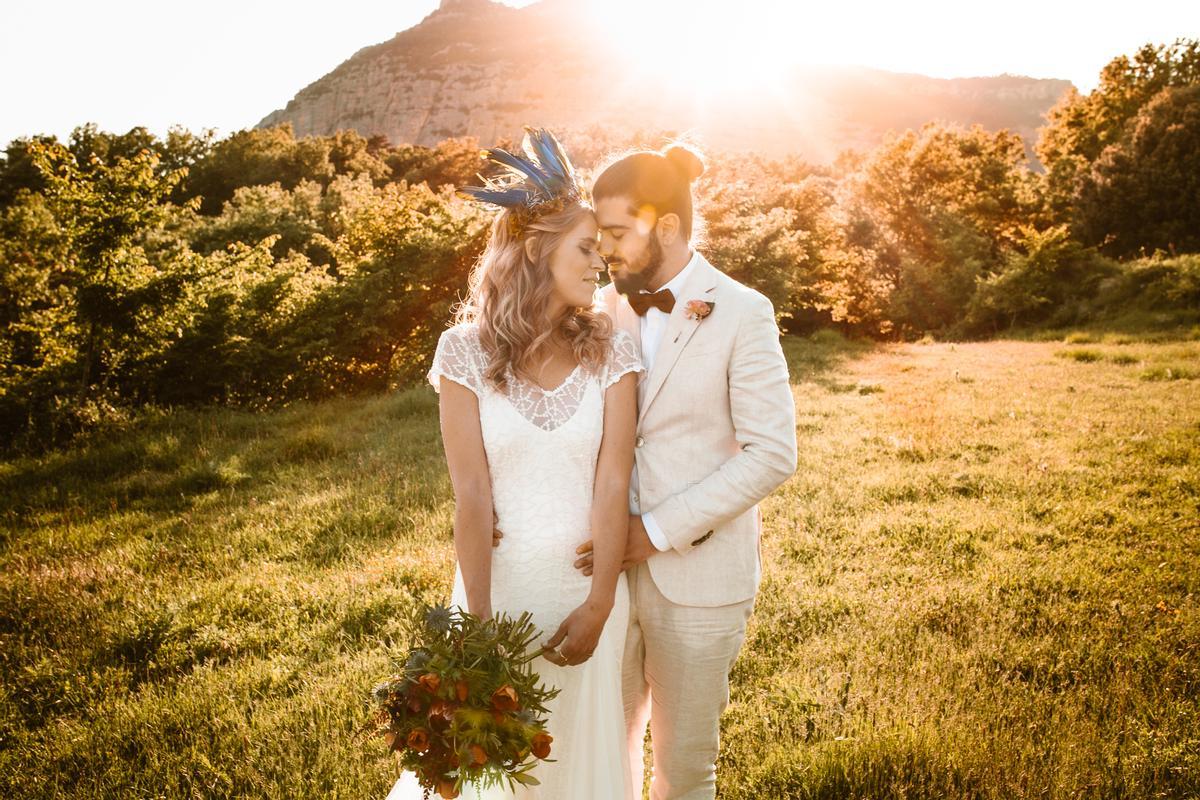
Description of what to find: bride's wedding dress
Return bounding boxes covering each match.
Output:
[386,322,642,800]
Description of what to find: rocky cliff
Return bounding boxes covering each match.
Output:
[257,0,1072,164]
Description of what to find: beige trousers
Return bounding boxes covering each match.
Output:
[622,560,755,800]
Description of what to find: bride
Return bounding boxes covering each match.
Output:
[386,128,641,799]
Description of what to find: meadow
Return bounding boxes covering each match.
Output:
[1,328,1197,799]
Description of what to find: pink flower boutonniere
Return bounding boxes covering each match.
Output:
[684,300,714,321]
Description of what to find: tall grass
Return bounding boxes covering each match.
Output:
[1,331,1196,798]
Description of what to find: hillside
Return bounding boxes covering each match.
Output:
[257,0,1073,164]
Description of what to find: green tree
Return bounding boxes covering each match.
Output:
[183,124,335,214]
[288,182,489,395]
[1075,85,1200,256]
[27,140,192,395]
[0,192,73,378]
[384,136,485,190]
[1036,38,1200,224]
[840,122,1041,335]
[961,225,1114,333]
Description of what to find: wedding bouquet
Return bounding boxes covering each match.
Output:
[364,603,560,799]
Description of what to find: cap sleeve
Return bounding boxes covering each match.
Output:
[603,328,644,390]
[428,324,482,397]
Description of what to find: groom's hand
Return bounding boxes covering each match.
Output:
[573,514,658,576]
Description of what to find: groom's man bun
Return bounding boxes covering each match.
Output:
[593,141,707,240]
[663,143,705,182]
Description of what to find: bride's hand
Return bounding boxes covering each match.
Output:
[541,599,612,666]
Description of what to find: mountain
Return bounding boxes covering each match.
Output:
[256,0,1073,165]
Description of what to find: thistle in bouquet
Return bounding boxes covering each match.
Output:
[363,603,561,799]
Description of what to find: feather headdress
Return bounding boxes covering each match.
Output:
[458,127,586,236]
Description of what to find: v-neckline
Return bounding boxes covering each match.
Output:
[518,362,584,395]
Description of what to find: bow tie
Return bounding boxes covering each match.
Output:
[628,288,675,316]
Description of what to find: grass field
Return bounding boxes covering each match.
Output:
[1,329,1197,799]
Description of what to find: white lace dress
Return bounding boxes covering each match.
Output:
[386,323,643,800]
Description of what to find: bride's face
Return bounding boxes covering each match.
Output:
[546,213,605,311]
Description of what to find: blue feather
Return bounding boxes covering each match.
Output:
[525,127,574,191]
[458,127,582,214]
[484,148,554,198]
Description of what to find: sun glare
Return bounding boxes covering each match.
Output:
[581,0,807,101]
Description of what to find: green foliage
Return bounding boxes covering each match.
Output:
[5,36,1200,452]
[0,122,493,453]
[27,138,191,389]
[961,225,1116,334]
[1037,38,1200,230]
[1075,84,1200,256]
[185,179,333,264]
[183,124,340,214]
[383,136,488,190]
[836,122,1042,337]
[278,181,488,396]
[698,156,842,329]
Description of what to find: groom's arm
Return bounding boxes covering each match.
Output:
[648,293,798,555]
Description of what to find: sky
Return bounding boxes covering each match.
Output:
[1,0,1195,148]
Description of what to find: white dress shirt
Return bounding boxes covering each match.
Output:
[632,251,701,551]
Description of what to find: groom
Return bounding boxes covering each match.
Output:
[574,144,798,799]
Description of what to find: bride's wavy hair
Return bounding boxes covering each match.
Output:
[454,201,613,391]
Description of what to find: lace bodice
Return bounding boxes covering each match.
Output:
[427,323,642,431]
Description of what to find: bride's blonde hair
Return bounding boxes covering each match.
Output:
[455,202,613,391]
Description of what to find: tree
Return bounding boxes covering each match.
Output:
[839,122,1041,336]
[182,124,335,214]
[1036,38,1200,224]
[961,225,1114,334]
[1075,85,1200,256]
[27,140,191,395]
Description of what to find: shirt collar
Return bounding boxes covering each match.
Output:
[656,250,700,298]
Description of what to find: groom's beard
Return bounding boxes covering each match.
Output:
[610,233,665,297]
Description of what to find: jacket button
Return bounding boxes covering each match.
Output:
[691,530,714,546]
[635,435,645,447]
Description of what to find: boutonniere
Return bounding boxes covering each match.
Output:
[684,299,714,321]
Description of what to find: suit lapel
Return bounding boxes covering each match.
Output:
[638,254,718,424]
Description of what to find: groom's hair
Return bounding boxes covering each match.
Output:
[592,142,706,241]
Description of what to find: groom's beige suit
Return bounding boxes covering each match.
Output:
[600,251,797,800]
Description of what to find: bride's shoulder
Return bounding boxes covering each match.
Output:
[610,327,637,348]
[609,327,639,359]
[436,321,482,349]
[602,328,643,388]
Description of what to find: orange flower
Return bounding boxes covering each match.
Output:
[491,685,518,711]
[684,299,713,320]
[531,731,553,759]
[418,673,442,694]
[470,743,489,766]
[437,778,460,799]
[455,679,469,702]
[406,728,430,753]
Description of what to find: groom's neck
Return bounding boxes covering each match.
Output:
[647,245,693,293]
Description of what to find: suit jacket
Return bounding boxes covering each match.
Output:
[600,252,798,607]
